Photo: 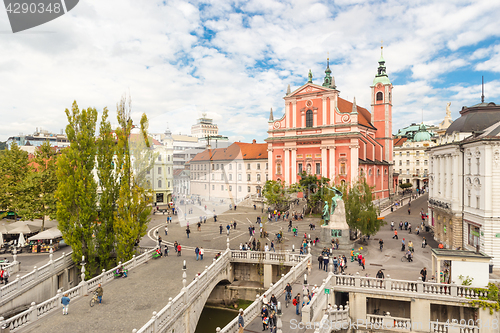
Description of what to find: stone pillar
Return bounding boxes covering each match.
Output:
[349,292,366,323]
[292,101,297,128]
[322,97,327,126]
[285,101,290,128]
[301,109,305,128]
[321,147,327,176]
[291,148,297,184]
[410,299,431,332]
[350,143,359,183]
[313,109,317,127]
[268,148,273,180]
[330,96,335,125]
[284,148,290,185]
[329,146,336,180]
[263,264,272,288]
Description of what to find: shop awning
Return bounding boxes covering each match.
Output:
[28,227,62,241]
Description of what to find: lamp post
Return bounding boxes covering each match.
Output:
[276,301,283,333]
[182,260,187,289]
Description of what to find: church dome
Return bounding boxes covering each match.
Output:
[445,102,500,135]
[413,124,432,142]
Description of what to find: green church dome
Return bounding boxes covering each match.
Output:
[413,124,432,142]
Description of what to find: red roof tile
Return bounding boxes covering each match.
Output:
[337,97,375,129]
[190,142,267,162]
[394,137,408,147]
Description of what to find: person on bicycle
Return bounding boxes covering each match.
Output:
[390,221,394,230]
[379,239,384,251]
[284,283,292,304]
[95,284,103,304]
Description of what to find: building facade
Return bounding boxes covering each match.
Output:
[7,128,69,153]
[191,114,219,138]
[266,53,393,199]
[189,141,268,201]
[428,101,500,267]
[173,168,191,196]
[144,132,174,204]
[393,123,435,191]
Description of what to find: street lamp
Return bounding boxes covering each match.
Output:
[182,260,187,289]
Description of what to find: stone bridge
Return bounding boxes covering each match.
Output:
[133,250,310,333]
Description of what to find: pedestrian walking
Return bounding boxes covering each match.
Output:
[361,256,366,270]
[238,309,245,333]
[393,230,398,239]
[219,224,223,235]
[401,239,406,252]
[409,223,412,233]
[200,247,204,260]
[323,253,329,272]
[61,293,70,315]
[158,236,162,248]
[197,222,201,231]
[186,226,191,238]
[318,254,323,270]
[177,244,182,256]
[293,293,301,315]
[420,267,427,282]
[195,247,200,260]
[408,208,411,215]
[165,226,168,236]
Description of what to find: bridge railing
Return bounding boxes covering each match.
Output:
[229,250,307,265]
[311,305,350,333]
[333,272,490,300]
[0,250,72,301]
[218,253,311,333]
[134,250,232,333]
[302,273,334,323]
[1,248,157,332]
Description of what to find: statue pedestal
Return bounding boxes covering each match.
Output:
[320,200,353,250]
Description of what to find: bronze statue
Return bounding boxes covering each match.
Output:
[322,187,343,226]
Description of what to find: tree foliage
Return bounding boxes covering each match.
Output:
[262,180,290,211]
[56,101,99,277]
[339,179,382,237]
[21,141,58,230]
[298,172,330,213]
[399,182,413,189]
[113,97,152,262]
[0,143,30,219]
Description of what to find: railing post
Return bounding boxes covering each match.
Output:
[152,311,158,332]
[450,283,458,297]
[33,266,38,280]
[29,301,37,323]
[354,272,360,288]
[16,274,21,290]
[385,274,391,290]
[417,277,423,293]
[216,328,221,333]
[132,255,136,268]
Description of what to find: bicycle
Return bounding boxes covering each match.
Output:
[89,291,99,307]
[285,291,292,308]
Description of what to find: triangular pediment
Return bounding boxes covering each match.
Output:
[287,83,333,98]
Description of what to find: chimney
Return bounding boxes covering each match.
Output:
[252,139,256,144]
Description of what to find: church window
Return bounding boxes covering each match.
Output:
[340,163,346,175]
[399,152,402,157]
[257,174,261,181]
[229,164,232,170]
[399,161,402,166]
[158,180,162,188]
[377,169,380,176]
[476,158,480,175]
[376,92,383,101]
[306,110,313,127]
[316,163,321,175]
[298,163,303,174]
[368,169,372,176]
[276,163,282,175]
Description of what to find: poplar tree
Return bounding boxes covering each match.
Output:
[96,107,118,269]
[114,97,152,262]
[56,101,99,277]
[0,143,30,219]
[22,141,58,230]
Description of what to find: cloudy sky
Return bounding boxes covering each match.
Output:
[1,0,500,143]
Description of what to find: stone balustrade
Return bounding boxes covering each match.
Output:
[302,273,334,323]
[216,253,311,333]
[311,306,350,333]
[132,251,310,333]
[0,250,72,301]
[0,248,157,332]
[333,273,491,301]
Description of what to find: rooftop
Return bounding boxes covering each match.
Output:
[431,248,491,260]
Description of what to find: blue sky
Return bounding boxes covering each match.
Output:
[1,0,500,143]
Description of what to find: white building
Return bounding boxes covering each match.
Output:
[7,128,69,153]
[393,123,435,191]
[191,113,219,138]
[428,100,500,269]
[189,141,268,202]
[173,168,190,196]
[146,130,174,204]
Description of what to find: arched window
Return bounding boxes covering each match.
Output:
[306,110,313,127]
[376,92,383,101]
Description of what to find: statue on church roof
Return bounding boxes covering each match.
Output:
[308,69,313,83]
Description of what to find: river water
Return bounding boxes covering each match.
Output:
[194,306,238,333]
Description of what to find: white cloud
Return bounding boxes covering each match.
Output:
[1,0,500,143]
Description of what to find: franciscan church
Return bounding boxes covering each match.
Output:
[266,49,395,199]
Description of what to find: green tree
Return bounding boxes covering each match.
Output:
[298,172,330,214]
[56,101,99,277]
[113,97,152,262]
[21,141,58,230]
[340,179,382,237]
[0,143,30,218]
[95,107,119,270]
[262,180,289,211]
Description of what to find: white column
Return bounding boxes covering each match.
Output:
[292,101,297,128]
[321,147,327,176]
[285,102,290,129]
[284,148,290,185]
[329,97,335,125]
[301,110,305,128]
[322,97,327,126]
[291,148,297,184]
[484,148,492,214]
[329,146,336,179]
[268,148,273,181]
[453,153,459,205]
[350,144,359,183]
[313,111,317,127]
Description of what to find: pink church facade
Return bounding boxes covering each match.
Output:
[266,54,394,199]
